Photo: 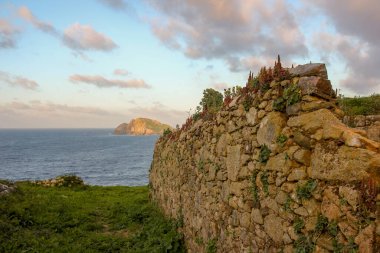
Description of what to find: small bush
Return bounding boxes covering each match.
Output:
[296,179,317,199]
[260,171,269,196]
[294,235,315,253]
[163,128,172,137]
[277,134,288,146]
[293,217,305,234]
[206,238,217,253]
[283,84,301,106]
[57,174,84,187]
[200,89,223,114]
[259,145,271,164]
[251,170,260,207]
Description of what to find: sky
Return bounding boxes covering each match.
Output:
[0,0,379,128]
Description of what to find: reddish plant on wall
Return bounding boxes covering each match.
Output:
[360,177,378,212]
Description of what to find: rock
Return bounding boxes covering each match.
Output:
[355,224,375,253]
[286,103,301,116]
[287,168,307,181]
[258,110,266,119]
[339,186,360,211]
[293,131,311,149]
[293,149,311,166]
[301,100,334,112]
[240,212,251,228]
[288,63,328,79]
[114,118,172,135]
[338,221,357,239]
[230,210,240,227]
[257,112,287,150]
[265,153,293,173]
[321,196,341,221]
[226,145,241,181]
[288,109,343,134]
[309,143,376,182]
[294,207,308,216]
[275,190,288,205]
[297,76,334,99]
[216,134,230,157]
[316,234,334,251]
[229,181,245,196]
[0,183,14,196]
[305,216,318,232]
[246,107,258,126]
[259,101,268,109]
[264,214,284,243]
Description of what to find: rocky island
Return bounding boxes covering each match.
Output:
[114,118,172,135]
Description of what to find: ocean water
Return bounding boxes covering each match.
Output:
[0,129,158,186]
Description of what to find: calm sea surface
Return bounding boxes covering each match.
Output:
[0,129,158,186]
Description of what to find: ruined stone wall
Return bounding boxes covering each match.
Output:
[149,64,380,253]
[343,115,380,142]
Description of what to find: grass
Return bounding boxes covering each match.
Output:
[338,93,380,116]
[0,181,185,253]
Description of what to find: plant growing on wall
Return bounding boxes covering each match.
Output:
[273,84,301,112]
[259,145,271,164]
[296,179,317,199]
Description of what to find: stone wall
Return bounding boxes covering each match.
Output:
[342,115,380,142]
[149,63,380,253]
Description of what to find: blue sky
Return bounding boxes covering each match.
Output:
[0,0,379,128]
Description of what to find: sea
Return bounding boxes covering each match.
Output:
[0,129,158,186]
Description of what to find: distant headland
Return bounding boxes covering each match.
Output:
[114,118,172,135]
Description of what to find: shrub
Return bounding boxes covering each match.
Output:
[206,238,217,253]
[163,128,172,137]
[296,179,317,199]
[200,88,223,114]
[259,145,271,164]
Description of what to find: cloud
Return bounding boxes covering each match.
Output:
[113,69,129,76]
[17,6,58,36]
[307,0,380,94]
[0,71,39,90]
[63,23,118,51]
[98,0,127,10]
[0,19,19,48]
[0,100,127,128]
[146,0,308,72]
[1,100,114,115]
[69,74,151,89]
[0,100,185,128]
[212,82,229,91]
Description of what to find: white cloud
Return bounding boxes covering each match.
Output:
[113,69,129,76]
[146,0,308,72]
[0,71,39,90]
[18,6,58,36]
[63,23,118,51]
[0,19,19,48]
[69,74,151,89]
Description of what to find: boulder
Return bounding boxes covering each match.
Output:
[264,214,284,243]
[257,112,287,149]
[288,109,343,134]
[226,145,241,181]
[309,143,378,182]
[297,76,334,99]
[289,63,328,79]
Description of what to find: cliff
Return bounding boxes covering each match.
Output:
[114,118,172,135]
[149,62,380,253]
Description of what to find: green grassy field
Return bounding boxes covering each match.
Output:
[338,93,380,116]
[0,181,185,253]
